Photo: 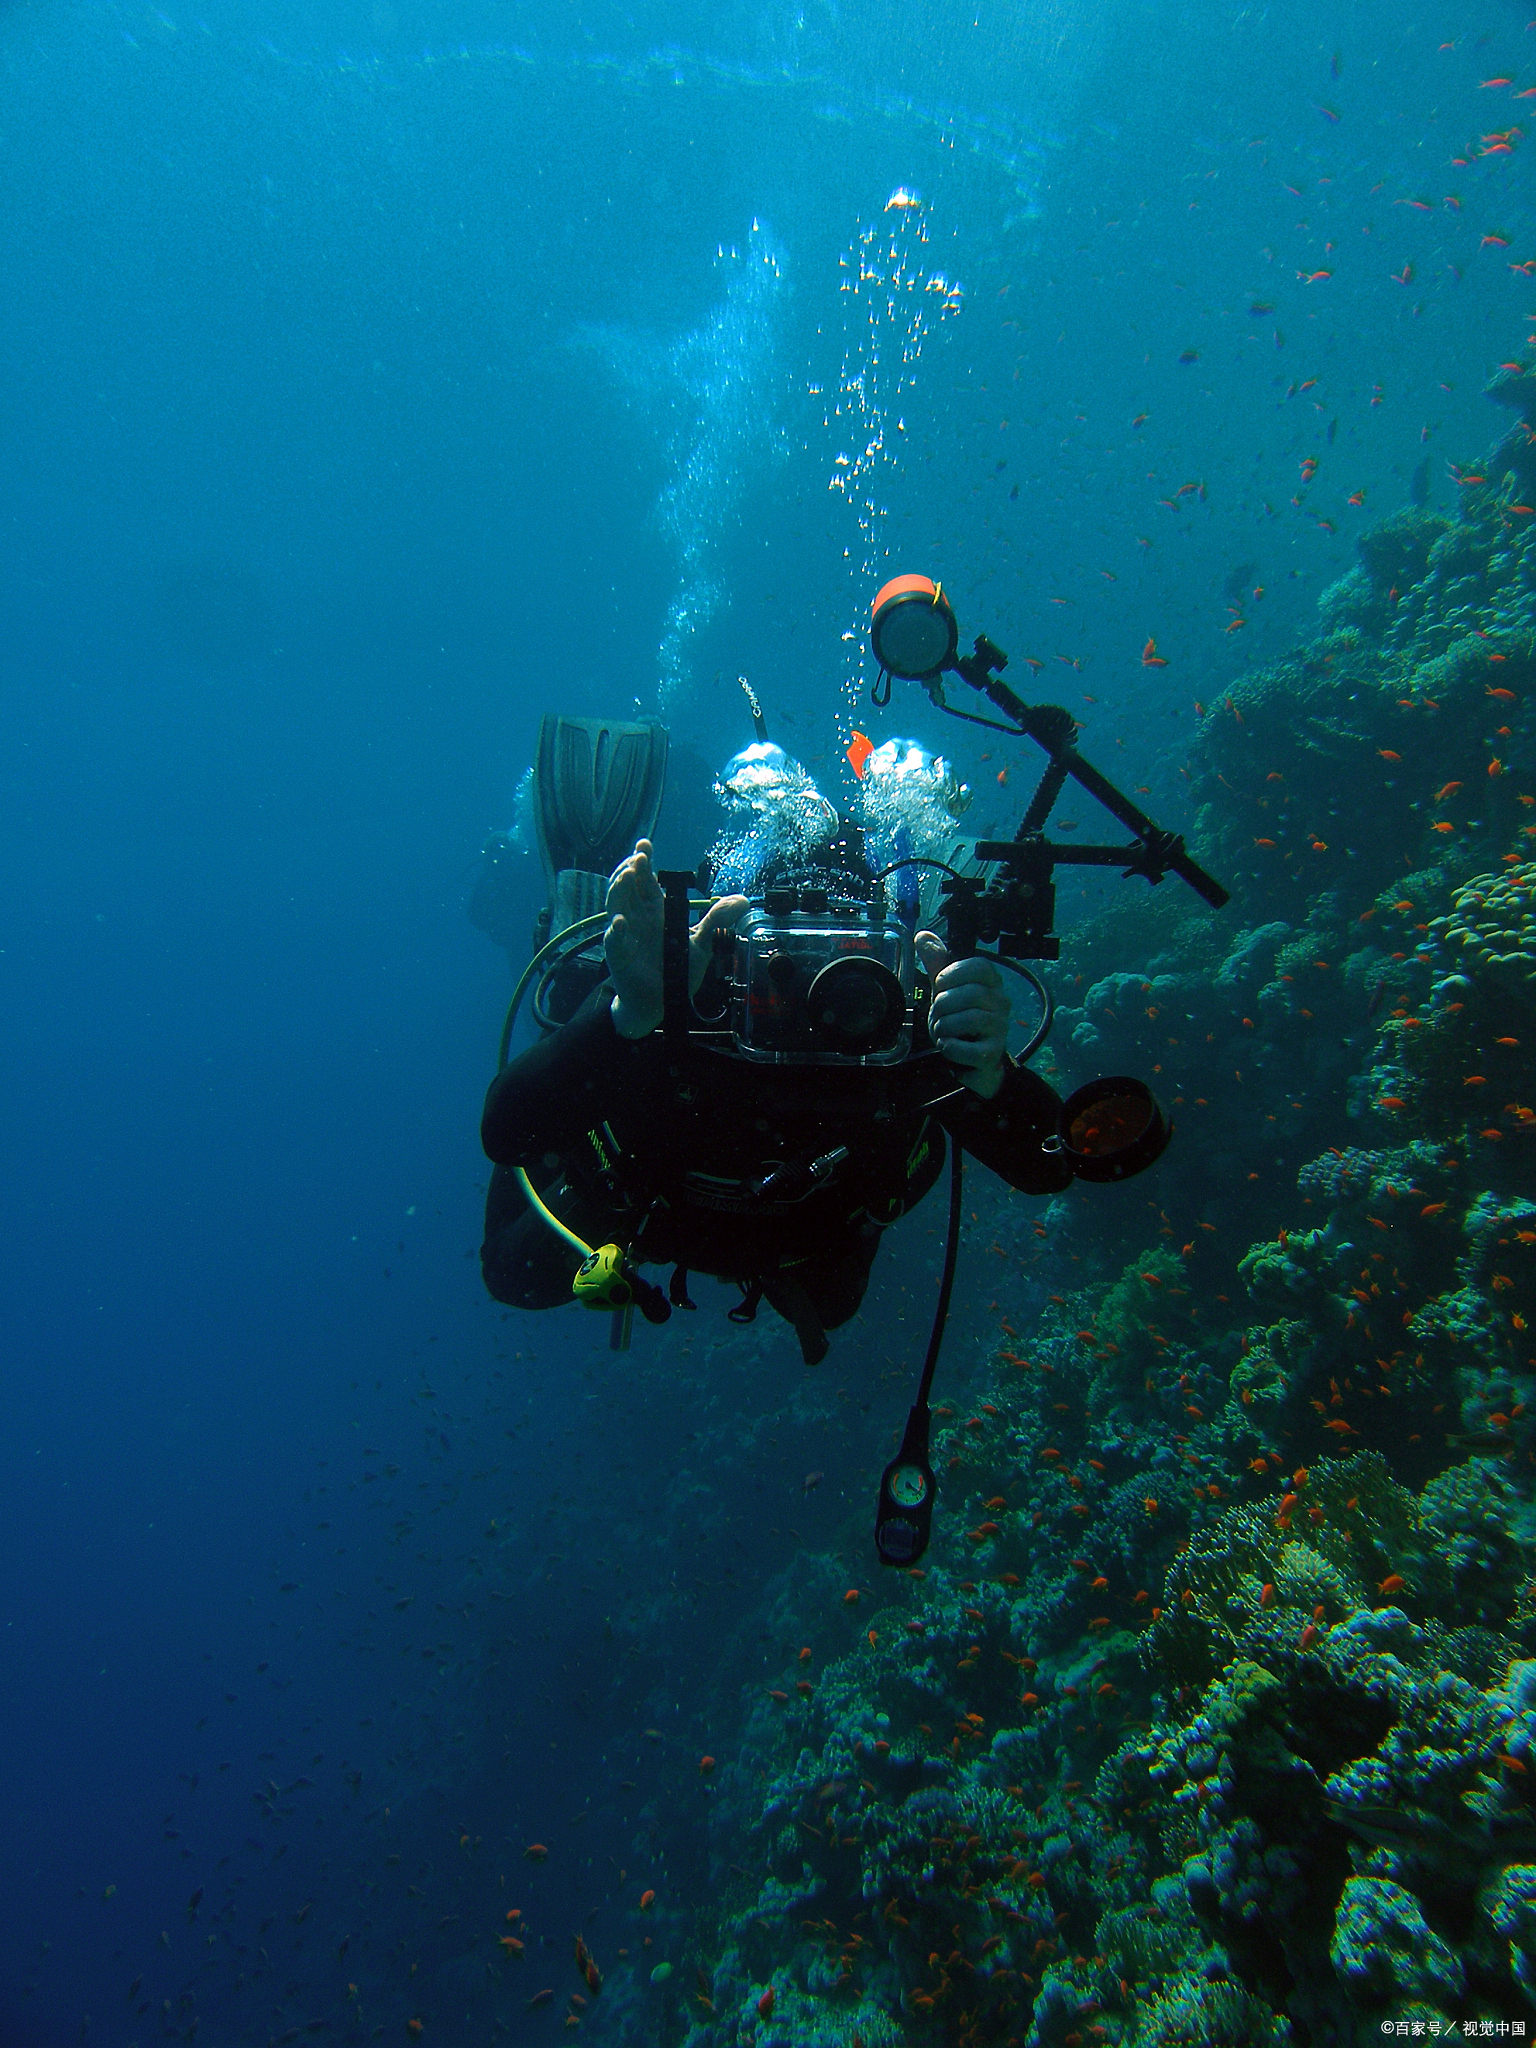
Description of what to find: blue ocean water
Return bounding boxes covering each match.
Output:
[2,0,1534,2041]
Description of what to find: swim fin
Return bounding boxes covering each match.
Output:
[533,714,669,883]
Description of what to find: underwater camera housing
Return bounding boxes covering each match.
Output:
[728,885,916,1066]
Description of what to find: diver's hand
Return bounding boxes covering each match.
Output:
[915,933,1009,1099]
[605,840,664,1038]
[605,840,748,1040]
[690,890,750,990]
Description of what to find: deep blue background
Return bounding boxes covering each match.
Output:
[1,0,1530,2038]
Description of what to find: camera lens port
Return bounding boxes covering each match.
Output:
[806,956,907,1057]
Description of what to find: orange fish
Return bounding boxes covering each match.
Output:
[1433,781,1462,800]
[698,1755,716,1775]
[1298,1623,1319,1650]
[1488,687,1518,701]
[1142,637,1168,667]
[757,1988,776,2019]
[767,1689,788,1703]
[524,1843,549,1861]
[846,730,875,780]
[1378,1574,1406,1595]
[842,1588,861,1605]
[1259,1583,1276,1608]
[1421,1201,1447,1216]
[1378,749,1402,762]
[574,1935,602,1996]
[639,1890,656,1912]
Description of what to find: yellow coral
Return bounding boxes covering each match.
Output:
[1430,862,1536,989]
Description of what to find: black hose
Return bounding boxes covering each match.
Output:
[986,953,1055,1064]
[496,911,609,1069]
[867,855,965,887]
[915,1139,964,1413]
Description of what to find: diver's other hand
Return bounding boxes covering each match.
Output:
[915,933,1009,1099]
[605,839,665,1039]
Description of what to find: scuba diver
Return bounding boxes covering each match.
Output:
[480,833,1070,1363]
[478,687,1072,1363]
[473,578,1228,1562]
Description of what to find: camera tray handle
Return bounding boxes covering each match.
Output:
[660,870,695,1041]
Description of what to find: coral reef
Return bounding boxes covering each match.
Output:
[587,343,1536,2048]
[1432,862,1536,994]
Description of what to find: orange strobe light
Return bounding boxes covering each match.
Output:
[870,574,959,681]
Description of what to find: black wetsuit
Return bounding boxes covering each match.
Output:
[479,986,1072,1360]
